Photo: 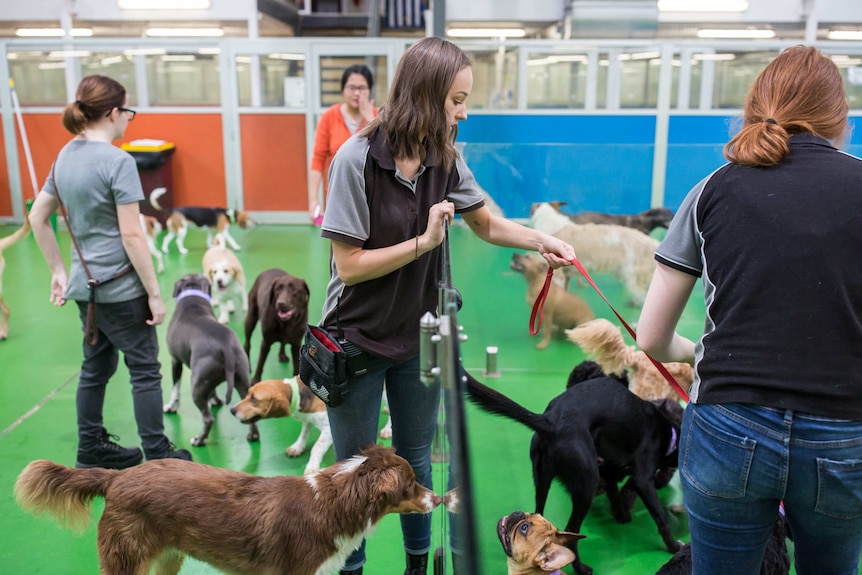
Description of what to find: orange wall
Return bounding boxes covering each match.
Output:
[5,113,227,210]
[1,112,311,215]
[240,114,308,211]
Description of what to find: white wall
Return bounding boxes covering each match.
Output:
[446,0,565,23]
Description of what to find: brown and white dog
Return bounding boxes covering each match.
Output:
[510,252,594,349]
[231,376,332,475]
[151,187,254,254]
[202,234,247,324]
[566,318,693,402]
[139,214,164,274]
[497,510,582,575]
[0,219,31,340]
[530,202,659,306]
[14,444,441,575]
[538,200,674,235]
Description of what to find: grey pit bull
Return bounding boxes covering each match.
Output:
[165,273,258,447]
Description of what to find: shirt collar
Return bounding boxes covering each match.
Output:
[368,126,439,171]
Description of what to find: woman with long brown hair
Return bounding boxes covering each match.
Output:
[318,37,575,575]
[638,46,862,575]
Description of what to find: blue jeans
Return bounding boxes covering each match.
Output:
[76,296,169,454]
[680,402,862,575]
[328,354,441,571]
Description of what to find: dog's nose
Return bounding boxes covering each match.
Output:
[431,494,442,507]
[229,407,237,415]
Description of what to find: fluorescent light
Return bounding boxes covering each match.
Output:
[697,28,775,39]
[528,55,589,66]
[38,62,67,70]
[48,50,92,58]
[146,27,224,37]
[268,53,305,61]
[197,47,221,55]
[618,51,661,61]
[161,55,196,62]
[693,53,737,61]
[446,28,526,38]
[659,0,748,11]
[16,27,93,37]
[827,30,862,41]
[100,56,125,65]
[123,48,167,56]
[119,0,210,8]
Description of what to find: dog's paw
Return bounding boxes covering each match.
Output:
[303,465,320,475]
[179,247,189,255]
[247,429,260,442]
[163,402,179,414]
[535,340,549,350]
[191,435,207,447]
[209,395,223,407]
[611,508,632,524]
[286,444,305,457]
[379,419,393,439]
[669,503,686,515]
[278,351,289,362]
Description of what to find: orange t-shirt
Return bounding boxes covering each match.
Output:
[311,103,378,189]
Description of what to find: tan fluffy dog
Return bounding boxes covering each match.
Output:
[0,219,31,340]
[231,377,332,475]
[15,445,441,575]
[510,252,594,349]
[496,510,582,575]
[531,202,658,306]
[201,234,247,324]
[140,214,164,274]
[566,318,693,402]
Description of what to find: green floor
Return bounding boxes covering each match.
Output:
[0,222,775,574]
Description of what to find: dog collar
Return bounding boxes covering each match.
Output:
[666,427,679,456]
[176,288,211,303]
[284,377,300,414]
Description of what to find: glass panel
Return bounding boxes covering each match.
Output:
[712,50,778,109]
[235,53,306,108]
[689,59,703,109]
[317,55,388,109]
[146,52,220,106]
[8,49,71,106]
[619,49,661,109]
[81,52,137,106]
[462,46,519,110]
[830,54,862,110]
[527,52,589,109]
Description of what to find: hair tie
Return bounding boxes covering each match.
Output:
[765,118,777,125]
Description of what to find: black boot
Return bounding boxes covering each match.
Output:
[404,552,428,575]
[339,569,362,575]
[76,428,142,469]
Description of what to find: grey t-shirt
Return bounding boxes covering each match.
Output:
[42,140,146,303]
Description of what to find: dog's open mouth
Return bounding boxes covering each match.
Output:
[497,511,526,557]
[277,308,296,321]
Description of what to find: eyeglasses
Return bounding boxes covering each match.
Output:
[344,85,370,94]
[107,107,136,120]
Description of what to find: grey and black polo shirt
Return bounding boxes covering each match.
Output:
[319,127,484,363]
[658,133,862,418]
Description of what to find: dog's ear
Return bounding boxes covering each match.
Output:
[200,276,212,295]
[172,278,185,298]
[554,530,586,546]
[655,399,684,427]
[536,543,576,571]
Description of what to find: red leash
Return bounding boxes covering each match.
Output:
[530,259,690,403]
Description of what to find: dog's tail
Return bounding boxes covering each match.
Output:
[465,372,554,435]
[14,460,118,534]
[149,187,168,211]
[0,218,31,251]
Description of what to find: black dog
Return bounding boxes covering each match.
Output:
[656,514,790,575]
[165,274,256,446]
[243,268,309,383]
[466,362,684,575]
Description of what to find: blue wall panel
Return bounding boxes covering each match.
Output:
[459,114,862,219]
[460,115,656,218]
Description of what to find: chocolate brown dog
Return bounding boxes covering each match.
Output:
[510,252,594,349]
[230,377,332,475]
[497,510,582,575]
[243,268,309,383]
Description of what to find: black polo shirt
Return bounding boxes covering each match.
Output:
[319,127,484,362]
[658,133,862,418]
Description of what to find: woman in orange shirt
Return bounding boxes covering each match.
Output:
[308,65,378,223]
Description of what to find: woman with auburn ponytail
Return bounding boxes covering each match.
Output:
[637,46,862,575]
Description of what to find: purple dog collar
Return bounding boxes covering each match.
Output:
[176,288,211,303]
[548,571,562,575]
[666,427,679,456]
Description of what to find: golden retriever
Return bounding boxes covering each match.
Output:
[531,202,659,306]
[15,444,440,575]
[202,234,247,324]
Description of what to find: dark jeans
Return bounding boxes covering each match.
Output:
[328,354,442,571]
[76,295,168,453]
